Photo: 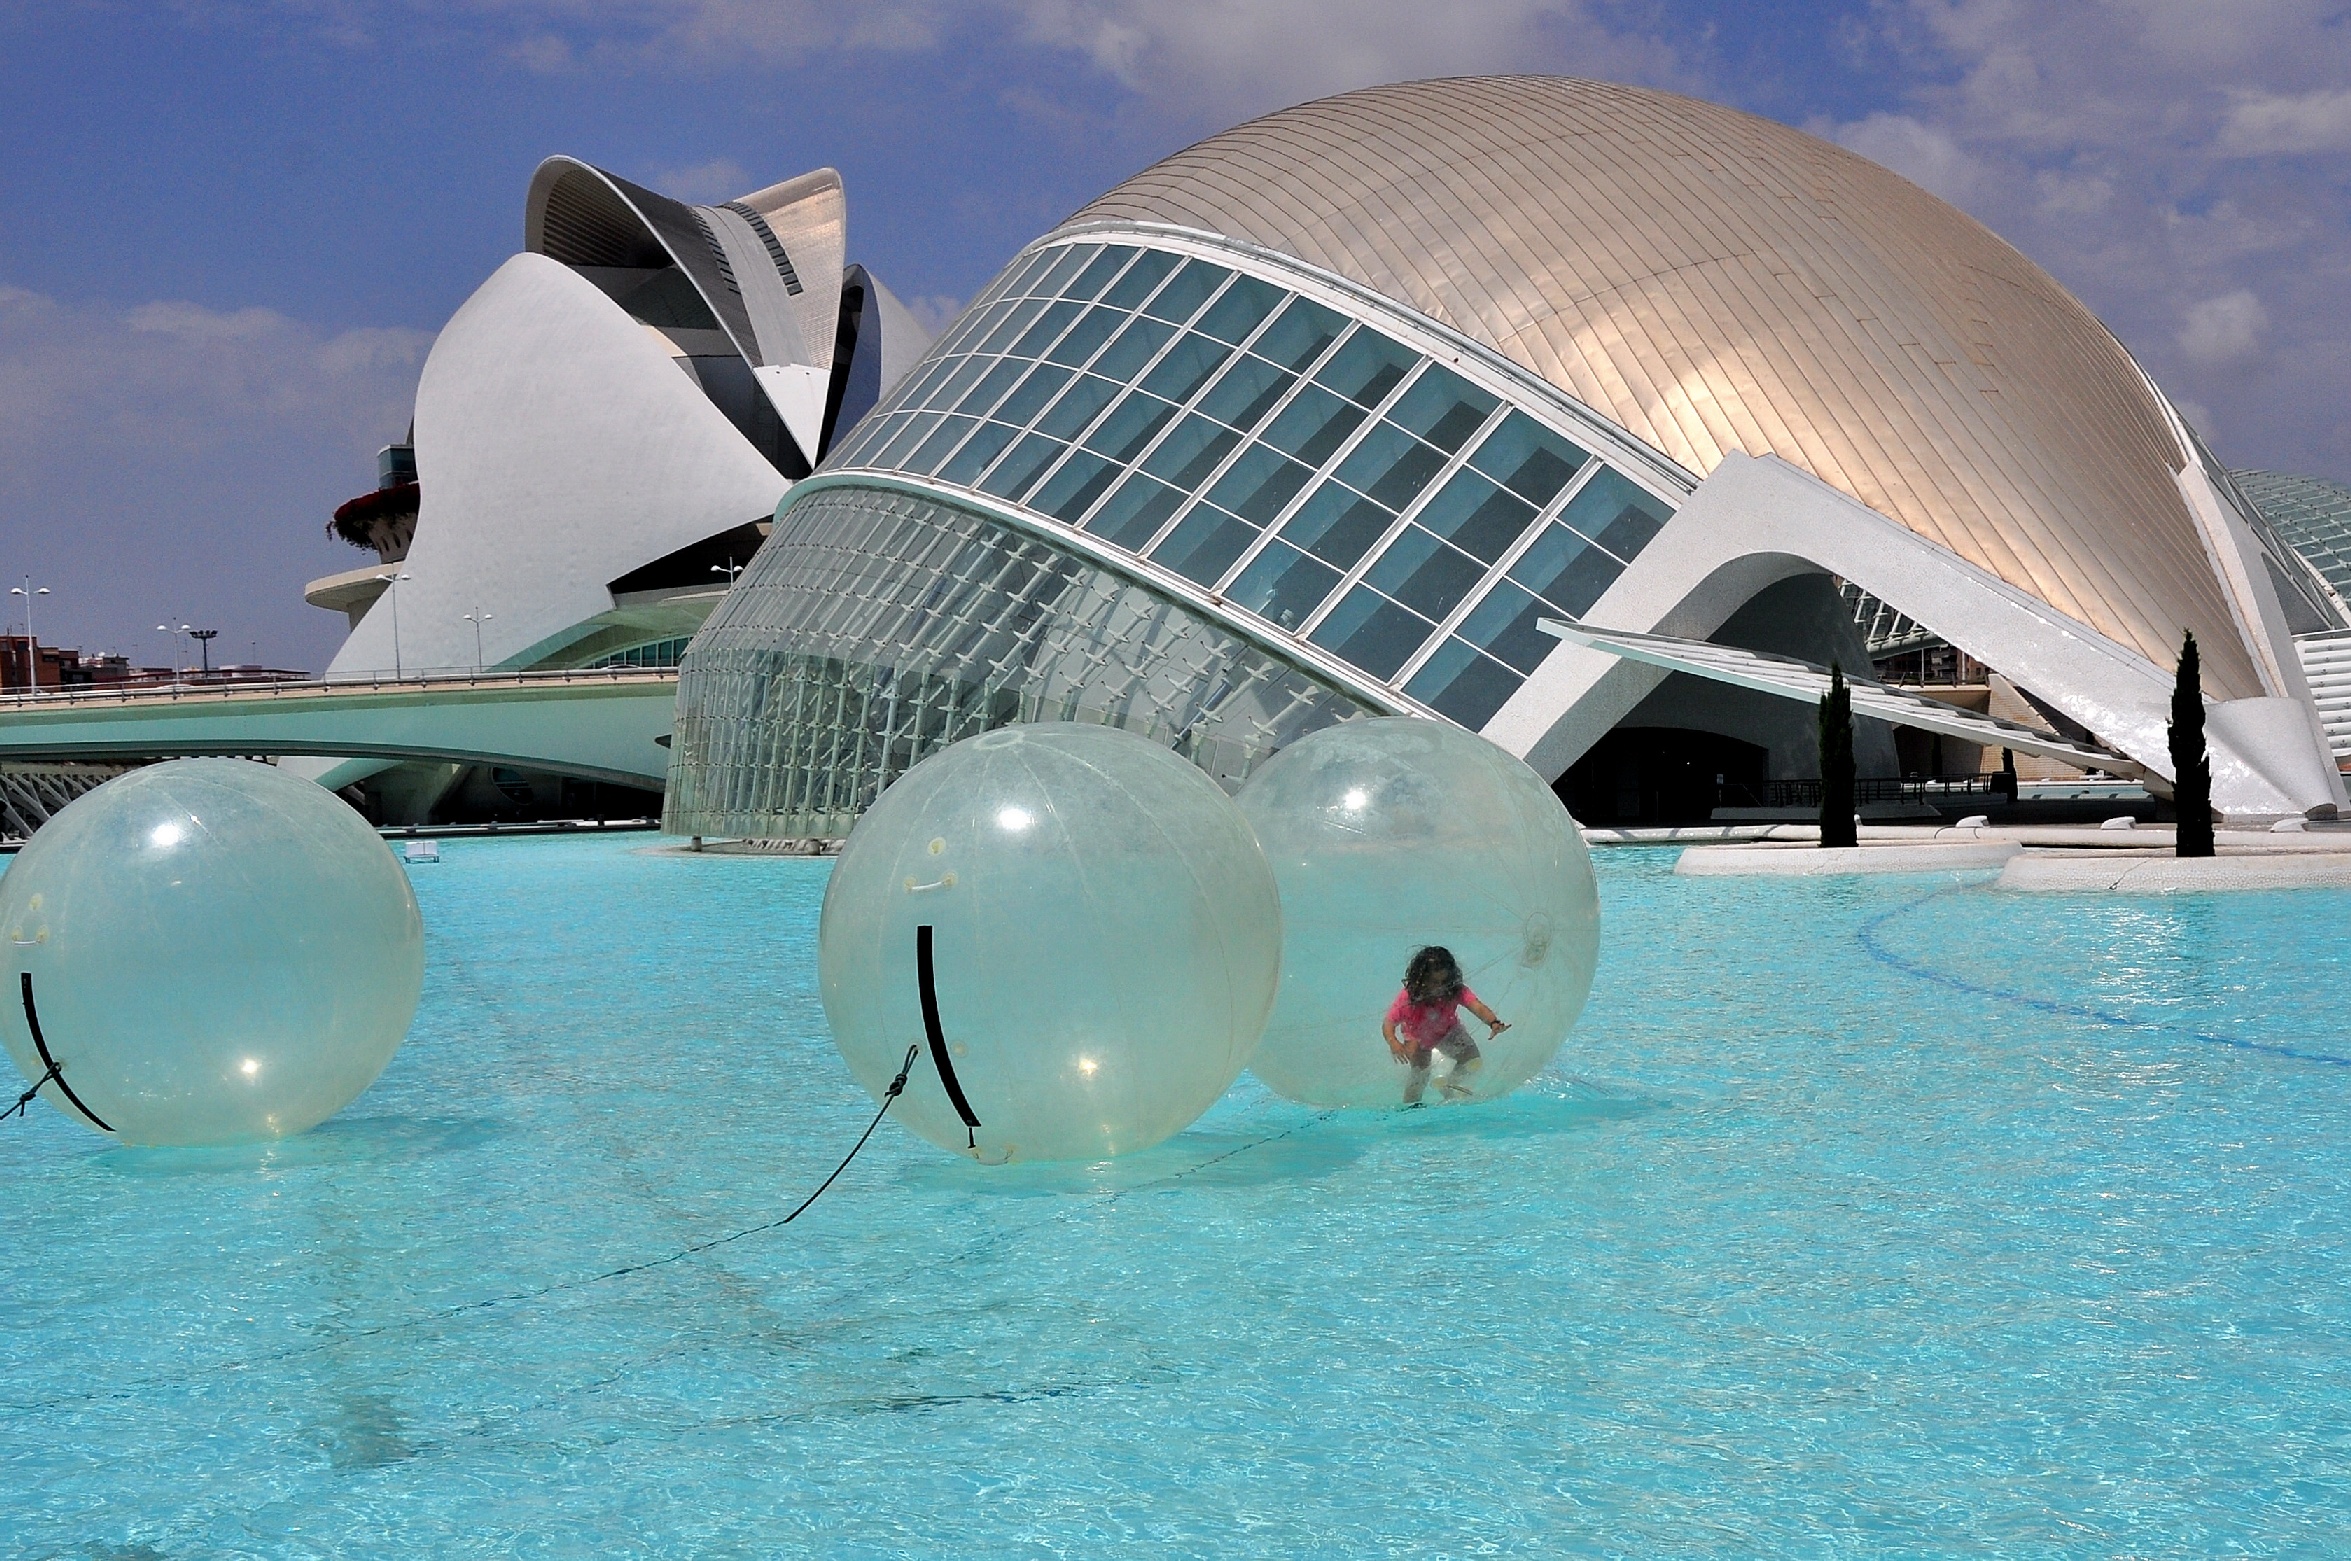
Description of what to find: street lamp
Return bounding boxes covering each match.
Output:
[373,571,414,678]
[12,579,50,693]
[156,623,191,685]
[711,558,743,584]
[463,610,494,674]
[188,628,218,678]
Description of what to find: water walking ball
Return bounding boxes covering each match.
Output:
[818,723,1282,1164]
[0,760,425,1146]
[1234,718,1599,1109]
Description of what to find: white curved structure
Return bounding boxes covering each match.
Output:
[302,156,929,803]
[667,77,2346,833]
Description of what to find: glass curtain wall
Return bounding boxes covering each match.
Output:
[666,486,1366,839]
[825,236,1677,729]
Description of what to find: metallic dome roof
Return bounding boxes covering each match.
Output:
[1065,76,2257,696]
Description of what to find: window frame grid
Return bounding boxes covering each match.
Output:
[992,275,1314,533]
[1121,318,1372,560]
[1390,450,1620,686]
[895,254,1227,497]
[1290,393,1510,642]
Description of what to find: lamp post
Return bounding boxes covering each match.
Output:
[463,610,493,674]
[156,623,192,686]
[188,628,218,678]
[373,572,414,678]
[12,579,50,692]
[711,559,743,585]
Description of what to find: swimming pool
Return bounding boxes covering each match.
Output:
[6,837,2348,1555]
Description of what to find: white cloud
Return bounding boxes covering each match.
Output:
[2177,289,2269,367]
[897,293,965,335]
[1832,112,1986,205]
[2216,87,2351,156]
[653,156,750,202]
[0,284,430,665]
[1003,0,1687,120]
[1836,0,2351,474]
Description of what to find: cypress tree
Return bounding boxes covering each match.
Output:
[2170,630,2214,857]
[1818,664,1857,848]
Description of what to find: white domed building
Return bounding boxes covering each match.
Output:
[666,77,2348,836]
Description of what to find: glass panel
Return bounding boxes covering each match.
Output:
[1334,421,1448,511]
[1031,244,1094,299]
[872,411,945,470]
[1090,315,1175,383]
[979,432,1065,502]
[1313,330,1416,408]
[1253,298,1347,371]
[1277,484,1394,570]
[890,355,962,414]
[1142,259,1225,324]
[976,297,1049,356]
[1413,469,1539,563]
[1088,473,1187,550]
[925,354,994,412]
[1151,505,1257,587]
[1469,411,1587,507]
[1456,581,1559,673]
[1404,638,1523,729]
[1227,541,1341,632]
[958,357,1030,420]
[1364,526,1486,620]
[992,248,1060,301]
[1044,304,1123,367]
[1033,450,1119,523]
[1260,384,1367,467]
[1141,415,1242,490]
[903,414,977,474]
[1205,444,1314,527]
[1140,334,1235,405]
[1509,520,1626,616]
[1034,374,1120,440]
[934,419,1018,486]
[1065,245,1136,302]
[1082,392,1179,464]
[1388,365,1497,452]
[1100,248,1179,311]
[1009,299,1083,359]
[1196,355,1294,433]
[1560,468,1672,561]
[1309,586,1435,680]
[825,410,896,468]
[992,362,1071,429]
[1195,273,1285,343]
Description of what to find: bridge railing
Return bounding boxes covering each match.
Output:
[0,664,679,711]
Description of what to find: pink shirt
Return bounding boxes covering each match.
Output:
[1387,986,1480,1046]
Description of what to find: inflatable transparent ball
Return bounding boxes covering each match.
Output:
[819,723,1282,1164]
[1235,718,1599,1108]
[0,759,424,1146]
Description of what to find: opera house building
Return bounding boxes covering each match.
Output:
[303,155,929,813]
[663,76,2351,839]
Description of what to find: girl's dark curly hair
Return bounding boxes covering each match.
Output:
[1404,945,1464,1005]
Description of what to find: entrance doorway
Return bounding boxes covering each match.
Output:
[1557,728,1769,825]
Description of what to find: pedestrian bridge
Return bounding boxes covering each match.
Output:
[0,668,679,788]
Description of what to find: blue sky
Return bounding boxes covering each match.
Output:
[5,0,2349,670]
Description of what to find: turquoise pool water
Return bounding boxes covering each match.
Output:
[6,837,2350,1556]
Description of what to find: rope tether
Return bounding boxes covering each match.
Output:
[915,924,982,1150]
[7,973,113,1132]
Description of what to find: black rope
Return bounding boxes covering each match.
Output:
[2,1057,60,1122]
[272,1042,925,1341]
[916,924,982,1150]
[12,972,112,1132]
